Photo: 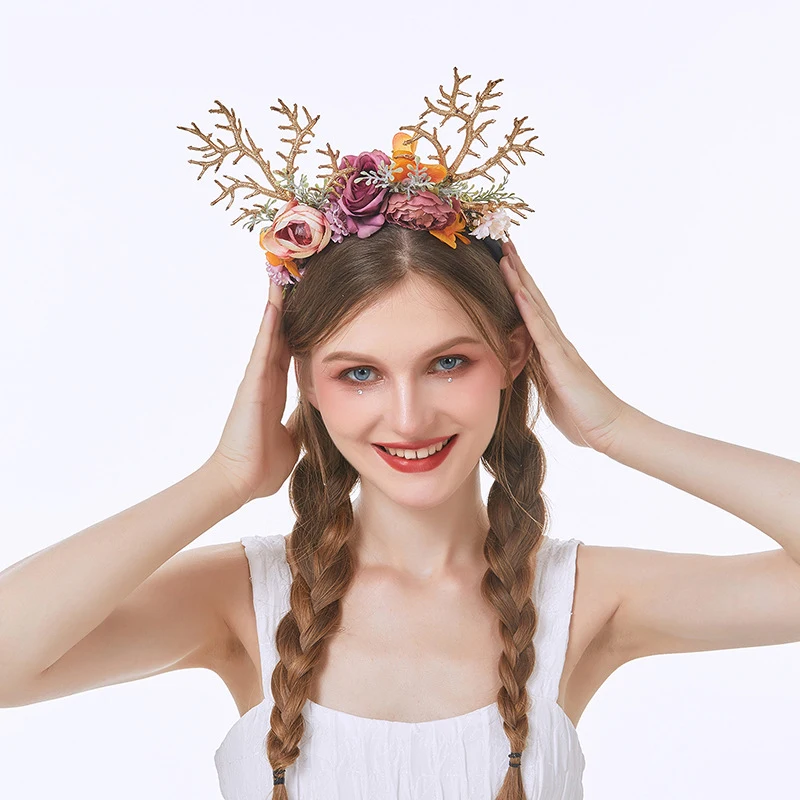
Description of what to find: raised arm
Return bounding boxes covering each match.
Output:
[0,464,244,706]
[0,279,299,707]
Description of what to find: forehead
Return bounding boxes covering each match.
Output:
[315,278,481,361]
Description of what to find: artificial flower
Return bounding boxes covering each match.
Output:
[429,204,472,249]
[390,132,448,184]
[265,253,303,286]
[469,208,513,242]
[332,150,392,238]
[385,190,460,231]
[259,197,332,262]
[321,199,350,243]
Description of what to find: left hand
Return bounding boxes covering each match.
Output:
[498,238,631,452]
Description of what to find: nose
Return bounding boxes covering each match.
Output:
[383,376,437,439]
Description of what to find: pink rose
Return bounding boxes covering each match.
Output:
[332,150,392,238]
[259,197,332,260]
[385,190,459,231]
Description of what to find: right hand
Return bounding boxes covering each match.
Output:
[204,280,301,505]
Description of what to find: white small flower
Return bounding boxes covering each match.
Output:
[469,208,513,242]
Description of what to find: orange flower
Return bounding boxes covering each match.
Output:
[429,212,472,249]
[265,249,302,279]
[391,132,448,185]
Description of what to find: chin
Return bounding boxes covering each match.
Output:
[372,484,460,511]
[359,458,481,510]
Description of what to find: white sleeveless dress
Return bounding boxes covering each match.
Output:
[214,533,586,799]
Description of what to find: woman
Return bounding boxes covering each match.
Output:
[3,221,800,800]
[4,66,800,797]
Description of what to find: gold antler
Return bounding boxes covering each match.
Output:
[270,98,319,184]
[178,99,348,226]
[315,142,355,200]
[396,66,545,219]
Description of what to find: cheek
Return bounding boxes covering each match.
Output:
[454,367,503,422]
[313,380,356,427]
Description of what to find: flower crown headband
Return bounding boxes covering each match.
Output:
[178,66,544,296]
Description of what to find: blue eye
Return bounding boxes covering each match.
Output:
[339,355,471,385]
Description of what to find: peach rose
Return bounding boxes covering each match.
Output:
[259,197,332,261]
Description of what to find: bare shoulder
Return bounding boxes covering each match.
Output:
[568,540,675,663]
[207,540,265,714]
[149,539,253,669]
[558,540,631,724]
[167,539,255,671]
[566,540,626,665]
[207,540,254,652]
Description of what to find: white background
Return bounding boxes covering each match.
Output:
[1,0,799,797]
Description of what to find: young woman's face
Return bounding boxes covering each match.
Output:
[305,276,512,508]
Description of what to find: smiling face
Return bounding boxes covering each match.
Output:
[299,273,528,509]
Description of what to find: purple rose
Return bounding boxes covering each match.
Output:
[333,149,392,238]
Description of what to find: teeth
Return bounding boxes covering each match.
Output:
[383,436,452,459]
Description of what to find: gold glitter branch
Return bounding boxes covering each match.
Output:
[314,142,355,199]
[177,100,294,224]
[270,98,319,184]
[396,66,545,188]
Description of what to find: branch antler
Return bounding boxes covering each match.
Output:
[396,66,545,193]
[177,99,329,226]
[315,142,355,200]
[271,98,319,183]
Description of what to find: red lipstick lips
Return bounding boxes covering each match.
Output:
[372,435,457,473]
[373,435,452,449]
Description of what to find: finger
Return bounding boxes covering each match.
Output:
[499,255,529,299]
[274,314,292,375]
[248,280,287,371]
[513,287,565,358]
[247,298,278,376]
[498,239,557,323]
[506,251,559,325]
[270,277,286,313]
[501,236,521,263]
[268,281,293,373]
[264,285,288,369]
[500,258,569,347]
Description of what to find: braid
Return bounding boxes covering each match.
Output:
[263,376,548,800]
[264,224,552,797]
[265,405,359,798]
[481,359,550,800]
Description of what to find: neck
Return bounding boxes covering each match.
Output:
[350,466,490,581]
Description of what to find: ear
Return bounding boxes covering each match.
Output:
[507,323,533,384]
[294,358,320,411]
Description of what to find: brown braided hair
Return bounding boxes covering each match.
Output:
[269,224,552,799]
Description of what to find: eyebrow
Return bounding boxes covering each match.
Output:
[321,335,483,365]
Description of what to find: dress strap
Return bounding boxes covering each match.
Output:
[240,534,292,701]
[528,536,583,703]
